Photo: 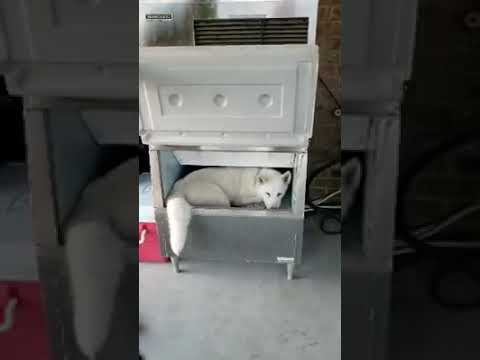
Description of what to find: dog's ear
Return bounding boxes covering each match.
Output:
[282,171,292,185]
[256,169,270,185]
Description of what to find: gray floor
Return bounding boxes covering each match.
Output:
[139,217,340,360]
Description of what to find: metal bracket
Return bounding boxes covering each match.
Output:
[171,256,180,273]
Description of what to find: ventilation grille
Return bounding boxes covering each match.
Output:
[194,17,309,46]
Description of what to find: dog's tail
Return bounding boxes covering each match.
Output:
[166,195,192,256]
[66,221,126,360]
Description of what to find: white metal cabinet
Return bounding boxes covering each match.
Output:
[140,44,319,277]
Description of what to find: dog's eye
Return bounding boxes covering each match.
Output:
[266,192,271,197]
[277,193,282,197]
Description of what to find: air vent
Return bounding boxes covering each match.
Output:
[194,17,309,46]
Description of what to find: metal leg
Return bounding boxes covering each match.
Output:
[286,262,295,280]
[171,256,180,273]
[277,257,295,280]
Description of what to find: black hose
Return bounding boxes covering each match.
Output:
[306,160,342,235]
[307,75,342,234]
[396,133,480,309]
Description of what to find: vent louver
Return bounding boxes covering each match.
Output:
[194,17,309,46]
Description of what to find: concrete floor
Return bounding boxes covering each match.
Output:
[139,217,340,360]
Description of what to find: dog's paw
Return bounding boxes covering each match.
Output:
[244,203,266,209]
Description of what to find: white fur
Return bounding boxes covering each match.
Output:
[342,158,363,220]
[166,197,192,256]
[167,167,292,256]
[65,158,137,359]
[66,222,126,359]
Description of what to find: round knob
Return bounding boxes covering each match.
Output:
[213,94,228,108]
[168,94,183,107]
[259,94,273,108]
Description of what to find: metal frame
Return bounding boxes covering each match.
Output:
[150,147,308,278]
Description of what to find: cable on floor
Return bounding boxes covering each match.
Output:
[396,133,480,309]
[307,76,343,234]
[305,159,342,235]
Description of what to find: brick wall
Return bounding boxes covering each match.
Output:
[309,0,342,202]
[308,0,480,228]
[401,0,480,240]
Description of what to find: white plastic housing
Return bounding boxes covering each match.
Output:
[139,45,319,149]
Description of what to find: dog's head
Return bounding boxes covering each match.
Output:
[256,169,292,209]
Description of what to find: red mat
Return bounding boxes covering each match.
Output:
[139,223,169,263]
[0,282,51,359]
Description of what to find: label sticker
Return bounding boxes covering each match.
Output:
[146,14,173,21]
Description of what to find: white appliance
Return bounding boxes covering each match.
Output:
[139,0,320,278]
